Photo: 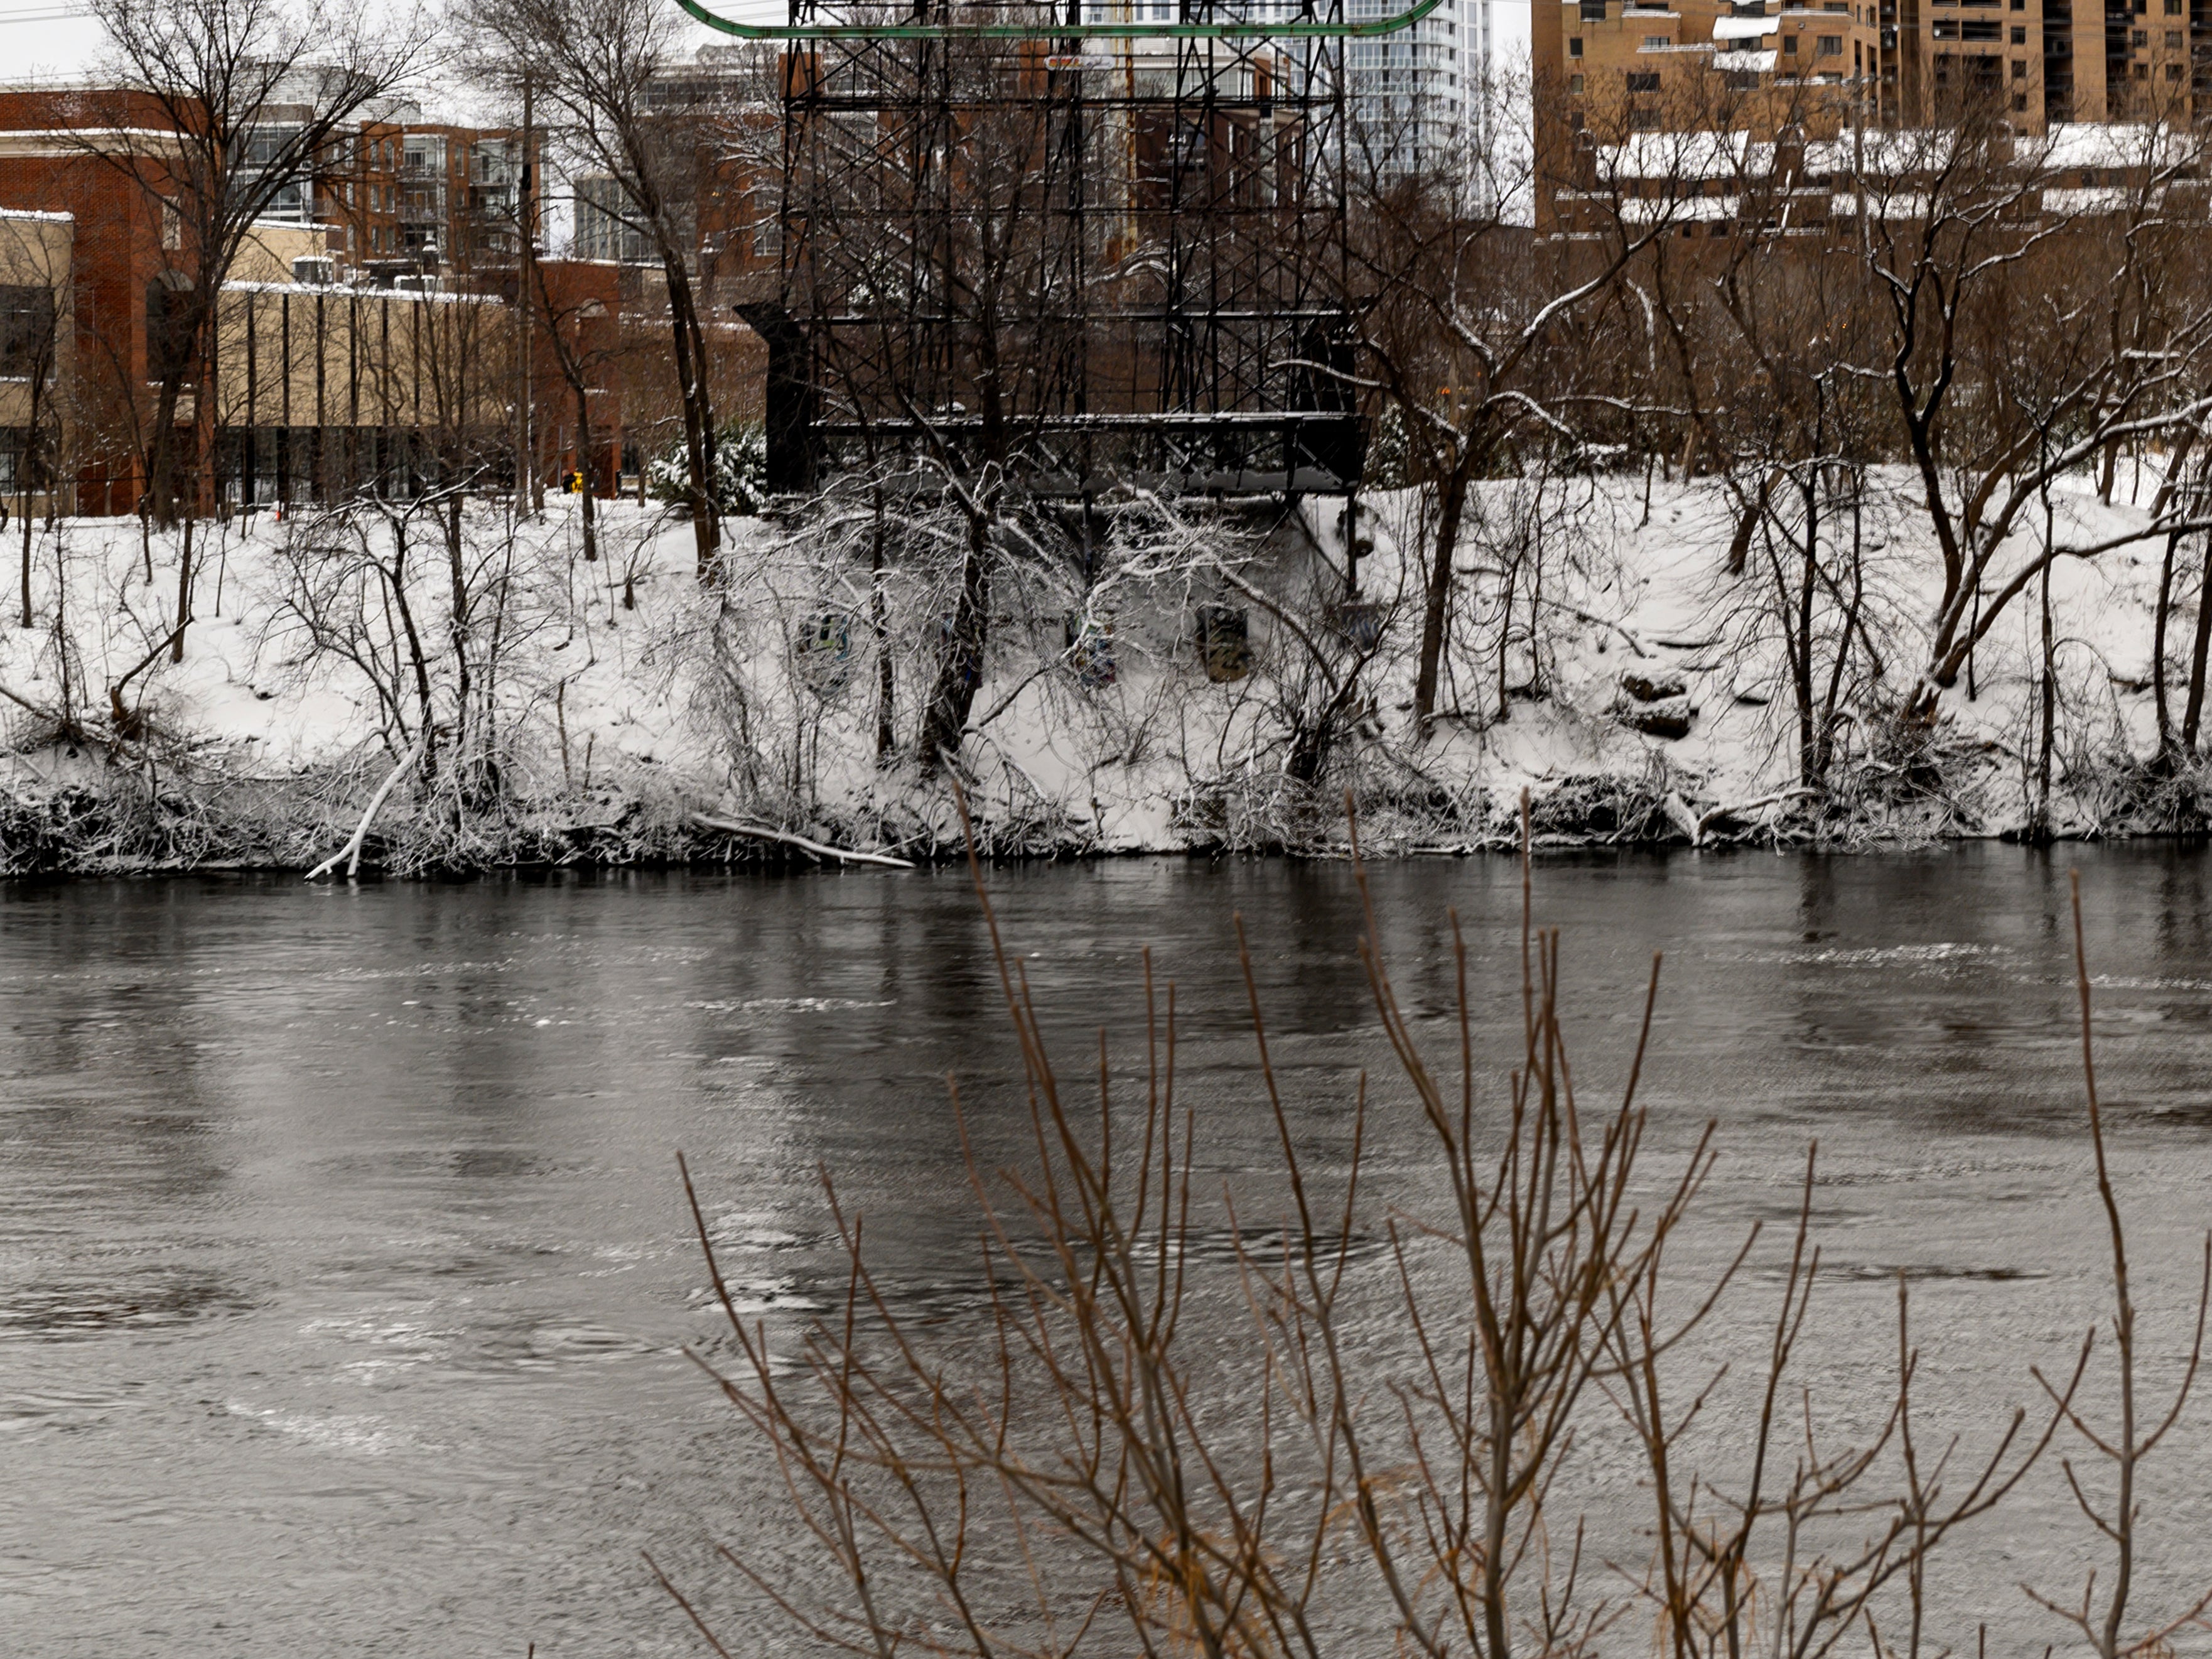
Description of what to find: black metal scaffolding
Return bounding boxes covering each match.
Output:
[770,0,1363,495]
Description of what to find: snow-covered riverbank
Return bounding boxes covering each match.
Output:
[0,470,2203,875]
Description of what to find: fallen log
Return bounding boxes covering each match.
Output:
[690,813,916,869]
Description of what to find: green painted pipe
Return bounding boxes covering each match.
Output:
[671,0,1441,42]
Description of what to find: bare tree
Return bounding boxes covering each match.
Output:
[471,0,724,576]
[1345,67,1691,738]
[2022,872,2212,1658]
[0,215,72,627]
[1636,154,1891,789]
[1848,112,2212,721]
[663,802,2212,1659]
[76,0,433,548]
[526,256,627,567]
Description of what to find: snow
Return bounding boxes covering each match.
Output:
[0,460,2199,868]
[2041,121,2186,173]
[2039,186,2142,215]
[1618,192,1737,221]
[1599,129,1761,181]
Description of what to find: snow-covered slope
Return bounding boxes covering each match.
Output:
[0,467,2197,873]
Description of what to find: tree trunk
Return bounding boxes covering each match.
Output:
[18,439,31,628]
[2155,526,2182,759]
[19,362,42,626]
[2182,532,2212,753]
[52,526,68,725]
[659,251,719,578]
[1412,458,1472,731]
[387,517,436,784]
[1495,548,1517,723]
[919,495,991,770]
[146,379,180,528]
[575,382,598,565]
[871,487,895,765]
[194,318,217,521]
[1813,486,1866,782]
[1727,472,1772,576]
[1796,481,1819,786]
[2036,556,2056,838]
[170,514,194,663]
[447,494,473,797]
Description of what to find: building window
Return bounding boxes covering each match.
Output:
[2135,59,2149,75]
[2012,55,2027,73]
[1784,31,1799,48]
[1626,69,1661,88]
[1817,31,1843,50]
[1579,0,1604,19]
[0,287,54,379]
[1570,71,1585,89]
[2170,59,2184,74]
[2011,24,2026,40]
[1961,18,1999,36]
[1569,34,1583,53]
[1643,33,1668,45]
[144,279,194,383]
[2013,90,2028,106]
[2131,28,2146,43]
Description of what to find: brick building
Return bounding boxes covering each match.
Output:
[1552,0,2204,144]
[0,87,616,516]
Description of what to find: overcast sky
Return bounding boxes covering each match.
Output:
[0,0,796,84]
[0,0,1529,105]
[1,1,105,79]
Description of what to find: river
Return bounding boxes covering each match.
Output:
[8,847,2212,1656]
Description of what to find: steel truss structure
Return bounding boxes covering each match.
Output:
[749,0,1368,497]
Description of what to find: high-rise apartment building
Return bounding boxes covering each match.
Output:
[1063,0,1497,174]
[1349,0,1496,171]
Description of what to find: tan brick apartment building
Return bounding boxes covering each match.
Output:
[1536,0,2212,244]
[1555,0,2198,143]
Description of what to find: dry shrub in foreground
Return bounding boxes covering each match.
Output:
[656,801,2212,1659]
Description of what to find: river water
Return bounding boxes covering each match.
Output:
[8,848,2212,1656]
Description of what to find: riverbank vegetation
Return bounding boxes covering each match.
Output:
[662,808,2212,1658]
[21,11,2212,868]
[6,453,2212,873]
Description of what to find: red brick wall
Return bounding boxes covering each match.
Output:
[0,90,193,512]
